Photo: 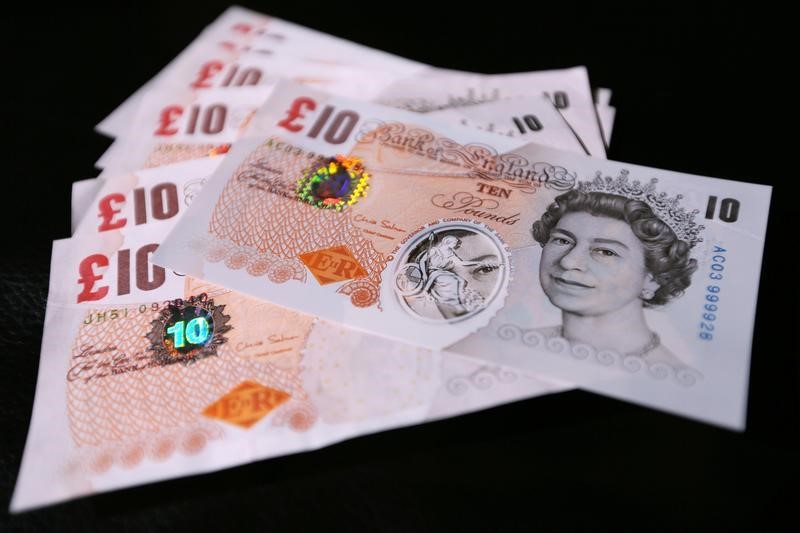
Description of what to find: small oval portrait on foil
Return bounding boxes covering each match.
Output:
[394,222,508,322]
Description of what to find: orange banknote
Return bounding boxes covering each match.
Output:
[155,81,771,429]
[11,157,569,512]
[156,81,585,349]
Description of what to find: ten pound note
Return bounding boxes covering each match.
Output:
[155,81,771,430]
[11,156,571,512]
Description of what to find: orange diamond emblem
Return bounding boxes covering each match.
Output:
[203,380,290,429]
[298,245,368,285]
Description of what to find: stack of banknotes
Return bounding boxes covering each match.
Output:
[10,5,772,512]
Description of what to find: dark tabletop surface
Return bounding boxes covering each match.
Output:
[1,3,797,531]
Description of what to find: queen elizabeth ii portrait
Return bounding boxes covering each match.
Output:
[531,171,703,367]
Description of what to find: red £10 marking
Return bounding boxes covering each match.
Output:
[276,96,316,132]
[76,245,166,303]
[154,105,183,136]
[155,104,229,136]
[97,183,179,232]
[231,23,253,34]
[191,61,263,89]
[277,97,360,144]
[76,254,109,303]
[191,61,225,89]
[97,193,126,232]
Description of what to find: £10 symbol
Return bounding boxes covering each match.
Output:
[155,104,228,136]
[166,317,211,348]
[277,97,360,144]
[76,244,165,303]
[231,23,253,34]
[190,60,263,89]
[98,183,179,232]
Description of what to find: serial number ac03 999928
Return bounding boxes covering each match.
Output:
[699,245,727,341]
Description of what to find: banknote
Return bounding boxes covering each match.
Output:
[99,86,269,176]
[96,38,410,168]
[96,37,605,172]
[428,95,591,154]
[11,171,569,512]
[154,81,771,428]
[153,80,597,348]
[154,40,408,100]
[98,78,599,178]
[94,41,272,170]
[72,158,223,235]
[375,67,606,157]
[96,6,429,138]
[98,52,411,175]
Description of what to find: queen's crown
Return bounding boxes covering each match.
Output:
[576,170,704,247]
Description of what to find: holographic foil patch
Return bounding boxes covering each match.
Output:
[147,293,232,365]
[296,155,370,211]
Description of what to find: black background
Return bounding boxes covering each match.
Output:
[2,3,797,531]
